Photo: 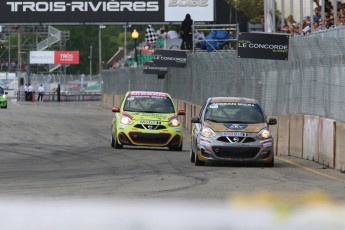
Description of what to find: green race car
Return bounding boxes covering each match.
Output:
[111,91,185,151]
[0,86,8,109]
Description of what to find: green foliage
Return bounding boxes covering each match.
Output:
[225,0,264,24]
[56,25,149,74]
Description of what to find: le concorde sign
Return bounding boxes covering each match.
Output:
[237,32,290,61]
[0,0,214,24]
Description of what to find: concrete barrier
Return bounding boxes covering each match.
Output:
[335,121,345,171]
[318,118,335,168]
[185,102,193,132]
[268,116,279,156]
[289,114,304,158]
[277,115,290,156]
[303,115,319,161]
[114,94,123,107]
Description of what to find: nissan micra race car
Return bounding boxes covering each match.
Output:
[0,86,8,109]
[191,97,277,166]
[111,91,185,151]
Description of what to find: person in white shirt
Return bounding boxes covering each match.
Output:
[24,83,28,101]
[27,84,33,101]
[37,84,45,102]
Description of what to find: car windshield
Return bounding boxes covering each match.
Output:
[123,93,175,113]
[0,87,4,95]
[204,102,265,123]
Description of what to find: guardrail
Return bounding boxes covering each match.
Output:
[17,91,101,102]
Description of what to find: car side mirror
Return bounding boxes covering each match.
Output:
[268,118,277,125]
[5,92,8,95]
[112,106,120,113]
[191,116,201,123]
[178,109,186,115]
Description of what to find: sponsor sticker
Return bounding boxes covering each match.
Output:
[174,127,181,131]
[261,140,272,147]
[129,92,168,98]
[224,124,248,130]
[223,132,247,137]
[140,120,161,125]
[119,124,127,129]
[200,140,211,147]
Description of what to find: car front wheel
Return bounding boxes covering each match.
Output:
[114,132,123,149]
[195,151,205,166]
[111,133,115,148]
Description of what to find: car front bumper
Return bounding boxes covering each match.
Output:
[115,123,183,148]
[197,134,274,163]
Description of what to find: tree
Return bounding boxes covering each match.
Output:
[225,0,264,24]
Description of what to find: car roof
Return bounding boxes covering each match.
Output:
[209,97,258,104]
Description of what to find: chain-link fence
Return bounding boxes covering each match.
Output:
[102,26,345,122]
[22,73,103,93]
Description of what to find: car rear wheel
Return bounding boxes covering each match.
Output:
[195,151,205,166]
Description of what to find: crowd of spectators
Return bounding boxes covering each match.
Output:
[279,0,345,36]
[0,60,48,73]
[0,60,18,71]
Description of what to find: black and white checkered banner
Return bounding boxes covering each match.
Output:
[145,25,158,44]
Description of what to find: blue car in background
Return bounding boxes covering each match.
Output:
[0,86,8,109]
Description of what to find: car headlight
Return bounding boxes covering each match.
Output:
[258,128,270,139]
[121,115,132,125]
[2,94,6,99]
[201,127,216,138]
[169,118,179,127]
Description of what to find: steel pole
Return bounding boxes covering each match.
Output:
[89,45,92,76]
[98,26,102,74]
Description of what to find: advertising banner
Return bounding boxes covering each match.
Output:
[164,0,214,22]
[0,0,164,23]
[237,33,290,61]
[55,51,79,64]
[143,61,168,75]
[30,51,55,64]
[153,49,187,68]
[0,0,214,24]
[30,51,79,64]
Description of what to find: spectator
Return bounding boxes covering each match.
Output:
[316,20,323,31]
[157,27,167,39]
[180,13,193,50]
[290,23,301,36]
[302,17,311,35]
[313,21,320,32]
[56,84,61,102]
[27,84,33,101]
[286,15,296,28]
[24,83,28,101]
[313,7,321,23]
[282,24,291,34]
[37,84,45,103]
[166,29,180,39]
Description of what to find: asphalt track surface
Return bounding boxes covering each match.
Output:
[1,100,345,202]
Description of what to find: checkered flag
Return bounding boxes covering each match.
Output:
[145,25,158,44]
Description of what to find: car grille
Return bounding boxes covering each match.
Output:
[134,124,167,130]
[217,136,256,143]
[212,146,260,159]
[129,132,171,145]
